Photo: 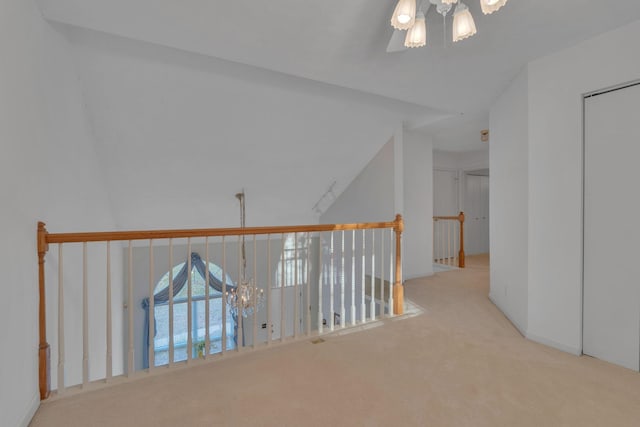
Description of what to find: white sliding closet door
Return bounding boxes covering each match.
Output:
[583,83,640,371]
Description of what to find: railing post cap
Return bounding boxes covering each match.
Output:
[38,222,49,254]
[394,214,404,233]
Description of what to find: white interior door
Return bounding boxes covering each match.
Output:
[583,83,640,371]
[464,174,490,255]
[433,169,458,216]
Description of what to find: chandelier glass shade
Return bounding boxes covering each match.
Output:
[226,278,265,318]
[480,0,508,15]
[391,0,417,30]
[389,0,508,47]
[452,2,477,42]
[405,11,427,48]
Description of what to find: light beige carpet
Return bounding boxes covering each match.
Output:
[31,255,640,426]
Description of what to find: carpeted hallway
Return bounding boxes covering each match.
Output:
[30,255,640,426]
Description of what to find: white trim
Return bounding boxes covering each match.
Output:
[488,294,526,337]
[19,392,39,427]
[526,332,582,356]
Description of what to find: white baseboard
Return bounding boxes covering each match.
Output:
[404,270,435,280]
[525,332,582,356]
[487,294,582,356]
[488,294,527,337]
[19,392,40,427]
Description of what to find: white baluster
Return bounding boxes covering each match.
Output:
[361,229,366,324]
[330,232,334,331]
[82,242,89,387]
[253,234,258,348]
[454,221,458,266]
[148,241,154,370]
[306,232,311,336]
[351,230,356,326]
[448,221,452,266]
[370,230,376,322]
[433,220,436,263]
[294,233,299,338]
[341,230,345,328]
[57,244,65,394]
[127,241,134,376]
[187,238,192,362]
[389,229,394,317]
[438,220,442,263]
[318,232,324,335]
[280,234,285,341]
[221,236,227,355]
[106,241,112,381]
[237,235,243,350]
[168,239,174,365]
[267,235,272,345]
[205,237,210,358]
[380,229,385,319]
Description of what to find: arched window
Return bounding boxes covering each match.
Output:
[147,256,236,367]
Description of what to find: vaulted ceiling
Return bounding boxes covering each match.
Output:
[35,1,640,227]
[38,0,640,137]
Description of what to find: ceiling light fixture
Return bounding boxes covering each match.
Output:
[452,2,477,42]
[405,11,427,48]
[480,0,508,15]
[389,0,508,49]
[226,191,265,318]
[391,0,417,30]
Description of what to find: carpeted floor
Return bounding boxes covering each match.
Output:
[30,255,640,426]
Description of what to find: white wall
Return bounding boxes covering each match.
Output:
[322,130,434,281]
[0,1,117,425]
[433,150,489,172]
[490,19,640,354]
[489,68,529,334]
[433,149,489,214]
[526,19,640,354]
[321,139,395,224]
[59,26,437,231]
[403,132,434,279]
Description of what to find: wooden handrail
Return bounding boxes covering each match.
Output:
[44,220,401,244]
[433,215,462,221]
[37,215,404,400]
[432,212,465,268]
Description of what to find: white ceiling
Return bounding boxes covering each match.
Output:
[33,1,640,226]
[38,0,640,116]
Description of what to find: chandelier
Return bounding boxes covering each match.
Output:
[390,0,509,48]
[226,191,265,318]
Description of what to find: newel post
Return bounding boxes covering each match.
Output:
[458,212,465,268]
[393,214,404,315]
[37,222,51,400]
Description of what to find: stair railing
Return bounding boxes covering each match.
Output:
[433,212,465,268]
[36,215,404,400]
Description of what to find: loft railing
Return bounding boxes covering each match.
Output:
[433,212,465,268]
[37,215,404,400]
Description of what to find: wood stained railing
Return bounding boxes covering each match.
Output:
[37,215,404,400]
[433,212,465,268]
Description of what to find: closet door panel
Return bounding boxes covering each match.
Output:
[583,83,640,371]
